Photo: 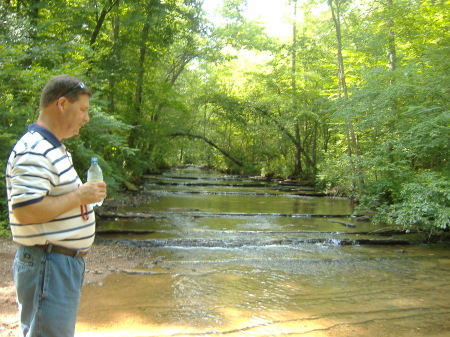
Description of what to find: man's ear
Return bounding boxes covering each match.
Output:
[56,96,67,111]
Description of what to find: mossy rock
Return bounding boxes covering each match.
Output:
[123,180,139,192]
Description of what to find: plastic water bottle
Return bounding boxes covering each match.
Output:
[87,157,103,206]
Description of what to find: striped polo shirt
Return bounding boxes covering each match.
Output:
[5,124,95,250]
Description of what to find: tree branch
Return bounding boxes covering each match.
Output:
[169,132,243,167]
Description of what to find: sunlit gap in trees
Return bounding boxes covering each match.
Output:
[203,0,330,40]
[203,0,292,39]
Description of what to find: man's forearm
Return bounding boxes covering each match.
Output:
[13,190,82,225]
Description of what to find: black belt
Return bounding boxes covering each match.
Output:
[34,244,88,258]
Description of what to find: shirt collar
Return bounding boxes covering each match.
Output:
[28,123,62,148]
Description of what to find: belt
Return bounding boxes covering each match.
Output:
[34,244,88,258]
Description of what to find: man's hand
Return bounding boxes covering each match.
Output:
[77,181,107,205]
[13,182,107,225]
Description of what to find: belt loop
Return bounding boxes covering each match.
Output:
[47,244,53,253]
[74,249,81,258]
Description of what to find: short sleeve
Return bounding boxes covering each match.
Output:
[9,151,57,209]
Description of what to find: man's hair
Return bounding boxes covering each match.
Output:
[40,74,92,108]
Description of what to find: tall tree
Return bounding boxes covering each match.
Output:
[290,0,303,177]
[328,0,361,191]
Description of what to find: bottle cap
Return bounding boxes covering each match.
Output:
[91,157,98,164]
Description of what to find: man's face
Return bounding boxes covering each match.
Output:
[60,94,90,139]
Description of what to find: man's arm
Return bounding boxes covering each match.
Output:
[13,181,107,225]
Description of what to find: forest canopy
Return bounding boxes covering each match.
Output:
[0,0,448,235]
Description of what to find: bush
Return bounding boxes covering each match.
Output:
[370,173,449,236]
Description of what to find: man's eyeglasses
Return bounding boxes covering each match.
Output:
[60,82,86,98]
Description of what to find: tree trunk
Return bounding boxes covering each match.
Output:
[169,132,243,167]
[21,0,40,68]
[90,0,121,47]
[257,108,315,169]
[291,0,303,177]
[329,0,348,99]
[108,5,121,113]
[294,119,302,176]
[329,0,362,191]
[129,0,160,149]
[387,0,396,84]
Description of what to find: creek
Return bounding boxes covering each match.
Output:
[76,167,450,337]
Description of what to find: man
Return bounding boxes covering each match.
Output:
[5,74,107,337]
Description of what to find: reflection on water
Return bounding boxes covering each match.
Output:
[77,169,450,336]
[77,245,450,336]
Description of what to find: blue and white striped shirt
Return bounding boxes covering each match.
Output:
[5,124,95,250]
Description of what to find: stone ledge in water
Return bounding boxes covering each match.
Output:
[111,237,411,248]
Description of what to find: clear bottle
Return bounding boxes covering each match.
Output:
[87,157,103,206]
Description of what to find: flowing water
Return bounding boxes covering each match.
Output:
[76,167,450,337]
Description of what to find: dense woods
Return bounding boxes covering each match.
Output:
[0,0,448,236]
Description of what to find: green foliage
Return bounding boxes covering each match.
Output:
[369,173,450,236]
[0,0,449,236]
[0,170,9,237]
[66,104,137,192]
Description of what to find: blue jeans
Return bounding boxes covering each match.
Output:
[13,245,85,337]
